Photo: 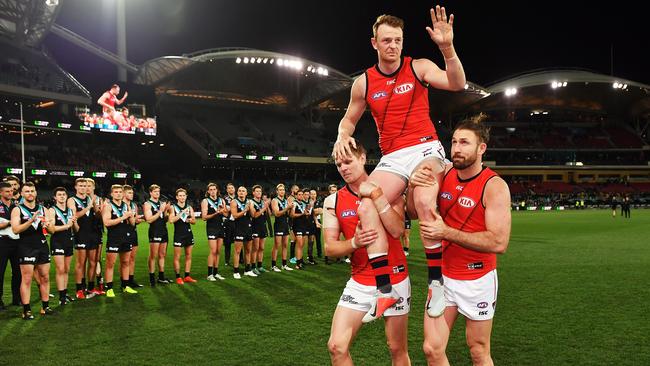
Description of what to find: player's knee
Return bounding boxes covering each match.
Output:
[413,189,437,213]
[422,339,446,362]
[386,338,407,359]
[468,339,490,363]
[327,337,349,358]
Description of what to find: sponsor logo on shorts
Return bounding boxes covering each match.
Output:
[340,294,359,305]
[23,256,36,262]
[392,264,406,274]
[467,262,484,270]
[376,162,391,168]
[477,302,488,309]
[422,147,433,157]
[108,247,119,251]
[371,91,388,100]
[54,249,65,254]
[341,209,357,218]
[478,310,489,316]
[394,83,414,94]
[77,244,86,248]
[440,192,453,200]
[208,235,216,239]
[153,237,162,241]
[458,196,476,208]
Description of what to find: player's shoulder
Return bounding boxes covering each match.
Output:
[323,193,337,209]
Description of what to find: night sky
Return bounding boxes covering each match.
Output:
[44,0,649,98]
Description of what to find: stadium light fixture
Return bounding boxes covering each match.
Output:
[551,81,558,89]
[277,58,284,66]
[45,0,58,6]
[269,58,274,64]
[613,82,619,88]
[236,57,242,64]
[257,58,262,63]
[323,68,328,76]
[563,81,567,87]
[263,58,268,63]
[464,83,469,90]
[505,87,517,97]
[243,57,249,64]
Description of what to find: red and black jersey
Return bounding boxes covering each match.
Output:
[334,185,408,286]
[365,56,438,155]
[438,167,499,280]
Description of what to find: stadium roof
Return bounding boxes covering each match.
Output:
[462,68,650,118]
[134,48,353,111]
[0,0,60,47]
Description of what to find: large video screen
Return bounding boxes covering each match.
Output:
[77,105,157,136]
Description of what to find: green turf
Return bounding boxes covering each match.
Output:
[1,210,650,365]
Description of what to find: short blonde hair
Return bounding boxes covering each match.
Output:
[373,14,404,38]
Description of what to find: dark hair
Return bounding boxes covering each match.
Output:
[53,187,67,195]
[22,181,35,189]
[111,84,119,89]
[373,14,404,38]
[454,113,490,144]
[252,185,262,192]
[0,182,12,189]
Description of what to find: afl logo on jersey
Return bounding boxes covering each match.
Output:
[458,196,476,208]
[371,91,388,100]
[341,209,357,218]
[394,83,414,94]
[440,192,453,201]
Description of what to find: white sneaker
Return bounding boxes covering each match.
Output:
[244,271,258,277]
[344,258,351,264]
[426,279,445,318]
[282,265,294,271]
[215,274,225,280]
[233,273,241,280]
[272,266,281,272]
[206,275,217,282]
[362,287,400,324]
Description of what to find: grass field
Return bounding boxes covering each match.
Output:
[1,209,650,365]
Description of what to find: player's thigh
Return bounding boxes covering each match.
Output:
[368,169,408,204]
[465,318,493,351]
[329,306,365,351]
[384,314,409,350]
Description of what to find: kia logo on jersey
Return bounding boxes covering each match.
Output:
[371,91,388,100]
[394,83,414,94]
[440,192,453,200]
[341,209,357,218]
[458,196,476,208]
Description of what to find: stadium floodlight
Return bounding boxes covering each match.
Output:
[263,58,268,63]
[236,57,242,64]
[45,0,58,6]
[623,84,628,89]
[243,57,249,64]
[269,58,274,64]
[551,81,558,89]
[296,61,304,70]
[257,58,262,63]
[140,142,146,145]
[613,82,619,88]
[464,83,469,90]
[505,87,517,96]
[277,58,284,66]
[562,81,567,87]
[323,68,328,76]
[307,65,312,72]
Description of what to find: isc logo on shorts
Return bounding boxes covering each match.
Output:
[458,196,476,208]
[394,83,414,94]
